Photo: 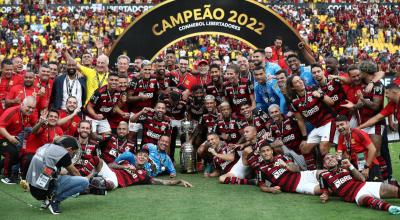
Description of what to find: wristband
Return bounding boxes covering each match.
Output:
[364,164,370,169]
[349,165,355,171]
[319,92,325,100]
[302,135,307,141]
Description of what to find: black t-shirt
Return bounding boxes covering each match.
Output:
[30,153,72,200]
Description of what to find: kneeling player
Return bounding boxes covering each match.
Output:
[98,149,192,188]
[258,143,323,195]
[319,154,400,215]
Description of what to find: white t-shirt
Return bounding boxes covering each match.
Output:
[61,76,83,110]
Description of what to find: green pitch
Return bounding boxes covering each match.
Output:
[1,143,400,220]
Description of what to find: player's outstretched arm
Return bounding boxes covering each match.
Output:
[152,178,193,188]
[259,184,281,194]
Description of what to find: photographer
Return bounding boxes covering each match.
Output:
[26,136,89,215]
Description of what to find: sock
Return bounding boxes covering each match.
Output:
[303,153,316,170]
[377,156,389,180]
[223,177,251,185]
[361,196,391,211]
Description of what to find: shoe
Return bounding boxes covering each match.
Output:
[388,206,400,215]
[1,177,17,185]
[48,199,61,215]
[20,180,30,191]
[40,199,50,209]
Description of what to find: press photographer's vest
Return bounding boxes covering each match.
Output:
[26,144,68,190]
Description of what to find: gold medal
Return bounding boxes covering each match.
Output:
[2,142,7,146]
[32,92,37,97]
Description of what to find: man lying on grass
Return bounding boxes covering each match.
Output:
[319,154,400,215]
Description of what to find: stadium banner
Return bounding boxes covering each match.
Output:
[0,4,154,13]
[109,0,307,64]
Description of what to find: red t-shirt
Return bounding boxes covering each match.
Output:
[25,126,63,154]
[6,84,46,110]
[0,106,36,139]
[380,101,400,122]
[58,110,81,137]
[33,77,53,110]
[337,128,378,168]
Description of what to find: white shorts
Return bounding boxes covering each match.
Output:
[307,122,338,144]
[228,156,250,179]
[362,125,384,136]
[355,182,382,205]
[98,160,118,189]
[86,116,111,134]
[128,122,143,132]
[349,115,358,128]
[295,170,319,195]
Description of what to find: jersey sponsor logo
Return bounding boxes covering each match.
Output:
[100,106,113,113]
[146,130,161,139]
[272,168,286,179]
[283,134,295,143]
[233,97,247,105]
[302,105,319,118]
[333,174,352,188]
[331,94,339,102]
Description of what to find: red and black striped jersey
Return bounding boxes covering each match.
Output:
[199,112,219,134]
[223,78,253,115]
[138,111,172,145]
[187,97,205,122]
[127,78,159,113]
[269,115,302,154]
[213,144,239,174]
[100,136,135,164]
[316,79,348,117]
[74,139,100,176]
[89,85,121,118]
[319,169,366,202]
[259,155,301,193]
[216,116,243,144]
[113,168,152,188]
[290,88,334,128]
[206,82,224,105]
[239,110,270,140]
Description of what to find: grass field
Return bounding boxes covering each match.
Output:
[1,143,400,220]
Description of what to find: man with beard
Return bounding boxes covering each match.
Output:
[109,75,130,133]
[0,96,37,184]
[237,56,253,84]
[0,59,23,115]
[216,102,243,144]
[51,61,86,110]
[132,56,145,75]
[275,70,289,99]
[253,65,286,113]
[65,51,109,105]
[258,143,323,195]
[86,72,121,134]
[187,85,205,122]
[171,57,196,97]
[73,120,101,177]
[20,109,64,185]
[223,64,255,116]
[129,101,172,146]
[319,154,400,215]
[285,54,316,87]
[270,37,286,69]
[57,96,81,136]
[6,70,45,117]
[194,59,210,89]
[311,64,348,117]
[126,61,159,143]
[252,49,281,79]
[286,75,336,169]
[342,63,387,180]
[208,127,258,185]
[34,64,53,110]
[154,58,176,97]
[205,64,224,105]
[100,121,134,165]
[267,104,307,170]
[165,49,177,72]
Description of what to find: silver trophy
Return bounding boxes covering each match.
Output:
[180,112,197,173]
